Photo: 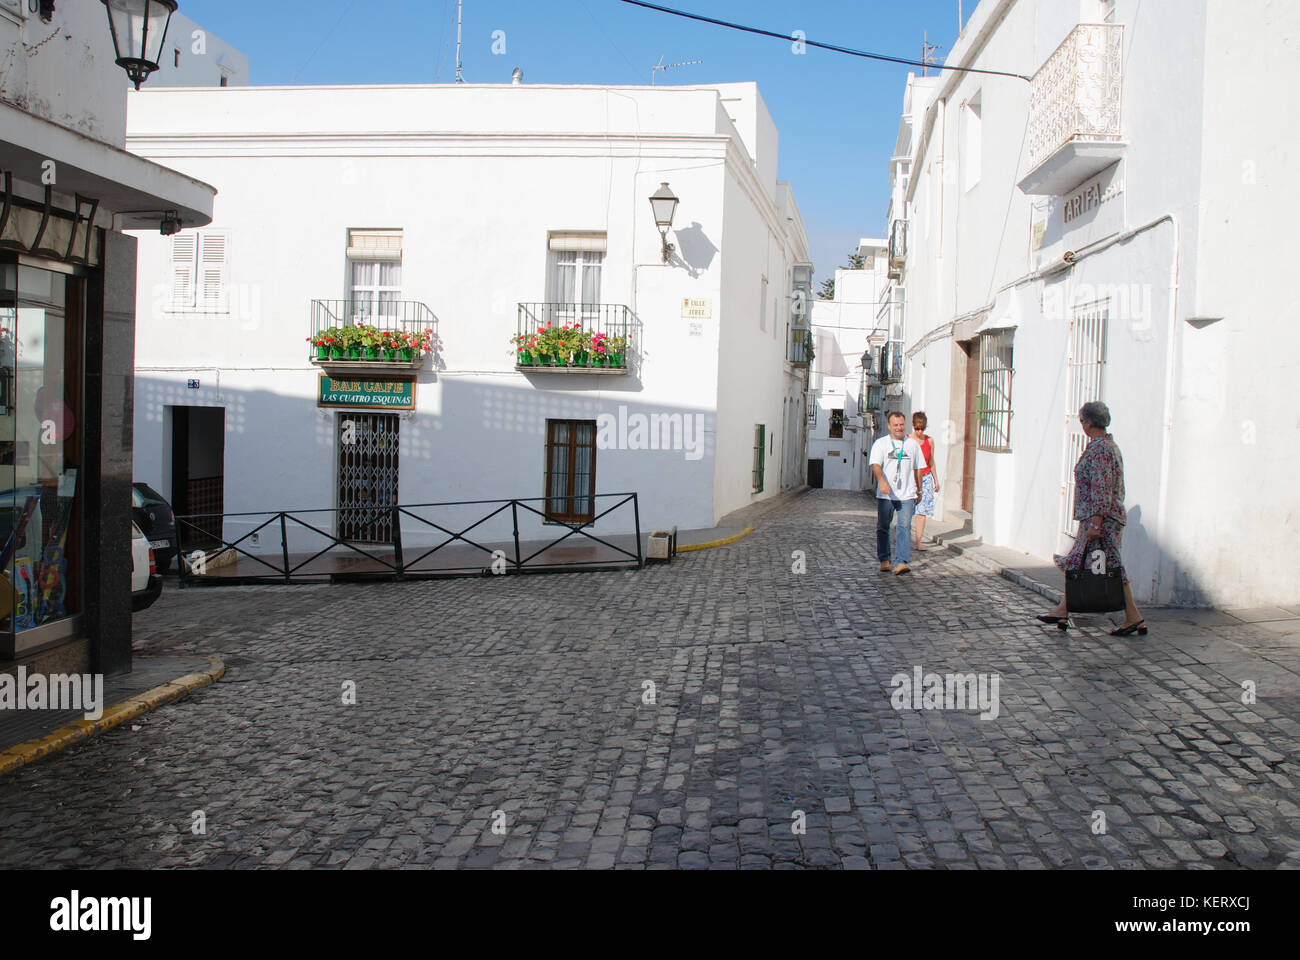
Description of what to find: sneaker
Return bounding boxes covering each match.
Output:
[879,561,892,572]
[893,562,911,575]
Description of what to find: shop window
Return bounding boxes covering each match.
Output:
[0,263,85,642]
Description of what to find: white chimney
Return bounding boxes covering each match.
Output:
[511,68,523,85]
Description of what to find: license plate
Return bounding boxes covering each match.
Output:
[149,540,171,549]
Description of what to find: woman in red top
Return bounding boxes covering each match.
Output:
[911,412,939,550]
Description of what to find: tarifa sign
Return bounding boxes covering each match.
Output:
[317,375,415,410]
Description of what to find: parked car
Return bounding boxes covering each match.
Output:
[132,482,176,574]
[131,520,162,611]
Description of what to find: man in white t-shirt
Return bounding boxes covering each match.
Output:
[869,411,927,574]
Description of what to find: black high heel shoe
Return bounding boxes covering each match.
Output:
[1109,620,1148,637]
[1035,614,1069,632]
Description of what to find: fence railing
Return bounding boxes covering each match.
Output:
[1027,23,1124,171]
[515,303,633,369]
[174,492,643,585]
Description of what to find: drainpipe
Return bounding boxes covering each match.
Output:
[1150,214,1180,604]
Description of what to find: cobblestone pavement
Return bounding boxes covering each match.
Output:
[2,489,1298,870]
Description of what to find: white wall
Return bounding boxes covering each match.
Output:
[0,1,128,146]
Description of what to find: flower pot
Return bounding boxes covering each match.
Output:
[400,347,414,362]
[347,345,362,359]
[591,354,607,367]
[315,345,329,359]
[329,346,344,360]
[363,346,379,360]
[518,350,534,366]
[608,353,624,368]
[383,347,399,361]
[573,350,589,367]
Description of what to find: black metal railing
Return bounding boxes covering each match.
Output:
[515,303,633,369]
[175,492,643,585]
[309,299,436,360]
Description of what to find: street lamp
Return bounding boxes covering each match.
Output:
[101,0,178,90]
[648,182,679,264]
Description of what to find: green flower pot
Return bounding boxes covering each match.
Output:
[573,350,589,367]
[315,345,329,359]
[608,352,624,368]
[591,354,608,367]
[518,350,534,366]
[328,346,343,360]
[401,347,414,361]
[383,347,399,361]
[363,346,379,360]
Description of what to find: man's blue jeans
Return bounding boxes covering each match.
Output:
[876,497,915,564]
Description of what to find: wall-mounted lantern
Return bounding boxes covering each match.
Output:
[101,0,178,90]
[648,182,679,264]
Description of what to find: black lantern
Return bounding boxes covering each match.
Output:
[101,0,178,90]
[648,182,679,264]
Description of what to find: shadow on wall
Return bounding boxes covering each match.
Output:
[671,222,718,279]
[132,372,720,555]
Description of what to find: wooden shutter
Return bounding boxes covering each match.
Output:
[170,233,196,308]
[197,232,228,311]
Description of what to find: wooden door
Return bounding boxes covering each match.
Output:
[961,339,978,513]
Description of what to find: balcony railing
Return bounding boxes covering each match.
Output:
[788,326,813,366]
[516,303,633,373]
[888,218,907,278]
[309,299,437,368]
[1021,23,1124,195]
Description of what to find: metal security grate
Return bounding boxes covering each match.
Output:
[1062,299,1108,534]
[338,413,400,543]
[977,329,1015,452]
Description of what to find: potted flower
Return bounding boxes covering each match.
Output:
[589,331,609,367]
[360,326,385,360]
[606,334,628,368]
[572,327,592,367]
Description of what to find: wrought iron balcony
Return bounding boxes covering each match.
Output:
[309,299,437,371]
[1020,23,1125,195]
[515,303,633,374]
[888,218,907,279]
[788,326,813,366]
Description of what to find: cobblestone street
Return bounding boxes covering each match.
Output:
[2,489,1298,870]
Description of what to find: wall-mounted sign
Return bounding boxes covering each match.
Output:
[681,297,712,318]
[688,321,703,337]
[318,375,415,410]
[827,450,840,457]
[1031,161,1125,269]
[187,379,200,389]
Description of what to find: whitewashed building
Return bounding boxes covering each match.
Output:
[806,240,890,490]
[885,0,1300,608]
[124,81,811,562]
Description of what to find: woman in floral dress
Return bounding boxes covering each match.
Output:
[1038,401,1146,635]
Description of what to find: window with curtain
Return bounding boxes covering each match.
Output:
[546,234,605,322]
[349,261,402,320]
[545,419,597,523]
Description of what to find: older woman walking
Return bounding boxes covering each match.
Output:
[1036,401,1146,635]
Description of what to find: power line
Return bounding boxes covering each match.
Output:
[617,0,1030,81]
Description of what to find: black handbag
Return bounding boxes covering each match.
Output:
[1065,546,1126,613]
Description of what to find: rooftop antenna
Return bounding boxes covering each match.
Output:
[455,0,464,82]
[651,56,703,86]
[921,31,942,76]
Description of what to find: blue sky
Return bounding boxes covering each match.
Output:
[176,0,967,276]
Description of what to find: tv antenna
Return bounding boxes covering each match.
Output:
[921,31,942,76]
[455,0,465,82]
[651,56,703,85]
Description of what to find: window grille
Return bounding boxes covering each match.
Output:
[977,329,1015,452]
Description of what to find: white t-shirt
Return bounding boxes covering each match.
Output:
[869,435,927,500]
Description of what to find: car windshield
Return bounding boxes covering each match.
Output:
[132,488,145,508]
[133,483,169,506]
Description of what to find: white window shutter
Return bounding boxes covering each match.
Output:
[197,233,229,311]
[170,234,196,308]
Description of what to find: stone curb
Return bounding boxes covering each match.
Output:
[933,534,1064,605]
[677,525,755,553]
[0,656,226,777]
